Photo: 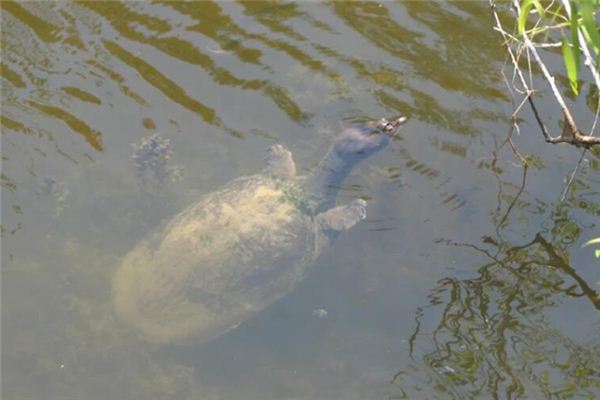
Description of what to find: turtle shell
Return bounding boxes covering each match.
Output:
[112,175,317,343]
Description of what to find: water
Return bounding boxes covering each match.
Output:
[2,2,599,399]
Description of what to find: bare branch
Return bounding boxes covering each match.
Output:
[490,0,600,148]
[546,132,600,146]
[512,0,578,132]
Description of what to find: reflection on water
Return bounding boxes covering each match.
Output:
[395,213,600,398]
[2,1,599,399]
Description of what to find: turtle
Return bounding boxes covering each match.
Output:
[113,115,407,344]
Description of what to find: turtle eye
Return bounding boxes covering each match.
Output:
[376,118,388,129]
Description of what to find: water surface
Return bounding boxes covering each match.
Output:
[2,1,599,399]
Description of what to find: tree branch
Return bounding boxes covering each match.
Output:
[490,0,600,147]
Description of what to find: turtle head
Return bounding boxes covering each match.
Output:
[309,115,407,212]
[333,115,407,160]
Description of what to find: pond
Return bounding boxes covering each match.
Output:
[2,2,599,399]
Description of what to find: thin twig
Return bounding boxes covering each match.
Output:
[491,3,548,140]
[514,0,600,146]
[526,96,551,141]
[590,97,600,136]
[560,99,600,200]
[490,69,530,238]
[492,28,562,47]
[491,0,600,147]
[560,149,587,202]
[512,0,577,128]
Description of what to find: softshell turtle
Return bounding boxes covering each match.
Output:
[113,115,407,343]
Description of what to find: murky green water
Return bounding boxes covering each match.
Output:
[2,1,599,399]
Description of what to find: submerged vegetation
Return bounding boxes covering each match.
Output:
[132,133,183,187]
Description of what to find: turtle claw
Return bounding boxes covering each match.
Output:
[318,199,367,232]
[264,144,296,178]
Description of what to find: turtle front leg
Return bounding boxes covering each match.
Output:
[317,199,367,232]
[264,144,296,178]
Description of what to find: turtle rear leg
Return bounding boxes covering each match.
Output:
[317,199,367,232]
[264,144,296,178]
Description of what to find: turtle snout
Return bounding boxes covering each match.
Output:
[381,115,407,136]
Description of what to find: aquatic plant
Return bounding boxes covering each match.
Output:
[131,133,182,186]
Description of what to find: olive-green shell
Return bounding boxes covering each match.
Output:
[113,175,316,343]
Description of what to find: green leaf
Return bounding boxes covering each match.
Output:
[532,0,545,21]
[580,2,600,57]
[582,237,600,247]
[531,0,546,38]
[570,2,581,71]
[562,37,580,95]
[518,0,535,35]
